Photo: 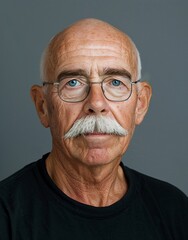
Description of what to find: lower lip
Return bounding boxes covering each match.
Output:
[82,133,112,140]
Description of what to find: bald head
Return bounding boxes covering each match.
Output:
[41,18,141,82]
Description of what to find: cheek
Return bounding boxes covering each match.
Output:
[47,104,65,139]
[47,99,83,138]
[114,103,136,131]
[115,104,137,154]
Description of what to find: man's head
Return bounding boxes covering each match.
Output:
[41,18,141,84]
[31,18,152,167]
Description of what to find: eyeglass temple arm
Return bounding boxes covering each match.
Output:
[132,79,141,85]
[43,82,59,86]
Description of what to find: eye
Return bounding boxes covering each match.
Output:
[67,79,81,87]
[111,79,121,86]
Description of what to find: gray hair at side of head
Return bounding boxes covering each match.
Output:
[135,47,142,81]
[40,44,51,83]
[40,40,54,95]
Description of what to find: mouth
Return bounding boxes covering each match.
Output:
[84,132,109,136]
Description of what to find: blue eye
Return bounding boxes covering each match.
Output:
[112,79,121,86]
[67,79,79,87]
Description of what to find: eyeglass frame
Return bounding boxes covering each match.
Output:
[42,78,141,103]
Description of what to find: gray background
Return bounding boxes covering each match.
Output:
[0,0,187,195]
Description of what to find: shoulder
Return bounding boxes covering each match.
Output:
[125,165,187,203]
[124,165,188,229]
[124,166,188,238]
[0,160,40,201]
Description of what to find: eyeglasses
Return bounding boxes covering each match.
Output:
[43,76,140,103]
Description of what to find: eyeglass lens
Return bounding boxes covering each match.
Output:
[57,77,133,102]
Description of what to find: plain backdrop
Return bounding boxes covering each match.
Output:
[0,0,187,195]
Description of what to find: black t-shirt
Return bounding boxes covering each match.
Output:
[0,153,187,240]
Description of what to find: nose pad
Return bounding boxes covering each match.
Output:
[83,84,109,115]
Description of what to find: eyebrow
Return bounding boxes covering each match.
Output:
[103,67,132,80]
[57,69,88,81]
[57,67,132,81]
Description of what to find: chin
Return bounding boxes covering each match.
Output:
[81,149,120,167]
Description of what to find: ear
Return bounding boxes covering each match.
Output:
[30,85,49,128]
[135,82,152,125]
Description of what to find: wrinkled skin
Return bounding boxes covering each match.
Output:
[31,19,152,206]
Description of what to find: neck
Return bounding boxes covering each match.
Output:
[46,150,128,207]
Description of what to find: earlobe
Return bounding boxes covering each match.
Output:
[30,85,49,128]
[135,82,152,125]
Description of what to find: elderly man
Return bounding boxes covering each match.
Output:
[0,18,187,239]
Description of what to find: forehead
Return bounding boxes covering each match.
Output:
[54,38,133,77]
[60,35,127,55]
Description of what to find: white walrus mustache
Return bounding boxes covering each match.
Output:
[64,115,128,139]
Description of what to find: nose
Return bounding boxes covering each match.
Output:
[83,83,110,115]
